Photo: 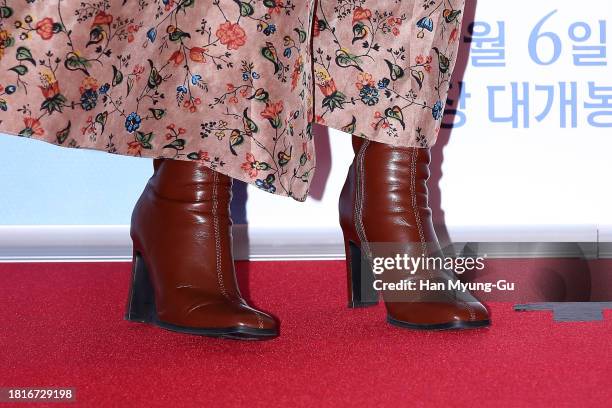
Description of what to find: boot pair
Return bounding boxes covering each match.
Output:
[125,135,489,339]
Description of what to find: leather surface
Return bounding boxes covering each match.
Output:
[130,158,277,331]
[340,135,490,326]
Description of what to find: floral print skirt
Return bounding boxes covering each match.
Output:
[0,0,466,201]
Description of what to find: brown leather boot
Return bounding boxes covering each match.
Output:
[339,135,490,330]
[125,158,278,339]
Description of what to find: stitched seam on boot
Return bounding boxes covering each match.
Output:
[256,313,264,329]
[456,297,477,321]
[354,139,371,261]
[410,148,431,280]
[411,149,476,320]
[213,171,229,299]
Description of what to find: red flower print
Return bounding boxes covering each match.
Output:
[38,81,60,99]
[260,100,284,120]
[189,47,207,63]
[132,64,145,79]
[164,0,175,11]
[196,150,210,163]
[261,100,284,128]
[355,72,375,90]
[352,7,372,24]
[182,99,198,113]
[127,140,142,156]
[92,11,113,26]
[0,0,467,203]
[291,54,303,91]
[216,22,246,50]
[267,0,282,15]
[449,27,459,43]
[23,117,44,136]
[35,18,55,40]
[317,79,337,97]
[317,78,337,96]
[169,50,184,66]
[79,76,99,94]
[241,153,258,178]
[313,17,321,37]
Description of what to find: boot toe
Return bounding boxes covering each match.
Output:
[234,306,278,331]
[157,300,278,338]
[387,301,490,330]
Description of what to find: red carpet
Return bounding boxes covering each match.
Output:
[1,261,611,407]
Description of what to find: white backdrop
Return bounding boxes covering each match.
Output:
[1,1,611,260]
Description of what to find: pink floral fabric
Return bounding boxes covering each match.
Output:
[0,0,466,201]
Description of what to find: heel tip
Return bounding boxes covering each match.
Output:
[124,313,152,323]
[348,301,378,309]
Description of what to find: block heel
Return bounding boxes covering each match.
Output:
[344,239,379,308]
[125,249,155,323]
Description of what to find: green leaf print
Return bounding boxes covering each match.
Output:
[335,49,363,71]
[95,111,108,133]
[164,139,185,150]
[341,116,357,134]
[261,43,281,74]
[384,59,404,81]
[9,64,28,76]
[238,2,254,17]
[64,52,90,75]
[112,65,123,87]
[352,22,367,44]
[149,108,166,120]
[294,28,307,43]
[242,107,258,134]
[0,6,13,18]
[321,91,346,112]
[147,59,163,89]
[16,47,36,66]
[86,26,105,48]
[410,70,424,90]
[247,88,269,103]
[384,105,406,130]
[40,93,67,114]
[136,131,154,149]
[229,129,244,156]
[56,121,71,144]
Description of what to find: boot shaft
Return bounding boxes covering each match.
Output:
[126,159,278,337]
[130,158,242,310]
[339,135,437,246]
[131,158,235,248]
[148,158,232,207]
